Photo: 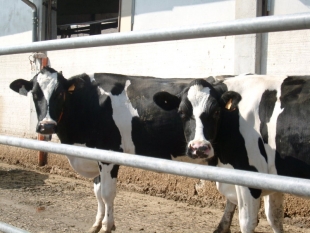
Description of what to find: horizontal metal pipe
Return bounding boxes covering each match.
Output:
[1,12,310,55]
[0,135,310,197]
[0,221,30,233]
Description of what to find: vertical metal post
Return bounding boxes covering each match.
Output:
[21,0,38,42]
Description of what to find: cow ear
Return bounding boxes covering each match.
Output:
[220,91,242,111]
[59,74,75,93]
[65,80,76,93]
[9,79,33,96]
[153,91,181,111]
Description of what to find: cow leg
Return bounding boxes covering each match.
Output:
[214,199,236,233]
[88,176,104,233]
[264,193,284,233]
[236,186,260,233]
[97,163,119,233]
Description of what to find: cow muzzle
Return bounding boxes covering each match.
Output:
[36,120,57,135]
[187,140,213,160]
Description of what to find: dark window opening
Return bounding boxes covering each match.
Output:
[262,0,270,16]
[56,0,120,39]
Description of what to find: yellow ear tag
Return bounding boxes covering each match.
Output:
[225,99,233,110]
[68,84,75,92]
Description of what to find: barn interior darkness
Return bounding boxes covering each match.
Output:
[56,0,119,38]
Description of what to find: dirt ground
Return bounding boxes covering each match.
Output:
[0,162,310,233]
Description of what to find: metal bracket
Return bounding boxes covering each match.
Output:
[33,52,47,59]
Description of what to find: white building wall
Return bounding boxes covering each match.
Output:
[0,0,45,137]
[261,0,310,74]
[133,0,235,30]
[0,1,31,37]
[48,0,236,79]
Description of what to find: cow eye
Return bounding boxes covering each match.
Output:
[178,110,188,120]
[178,110,184,117]
[213,110,220,118]
[32,93,38,100]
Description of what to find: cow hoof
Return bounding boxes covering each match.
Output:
[87,224,102,233]
[98,225,116,233]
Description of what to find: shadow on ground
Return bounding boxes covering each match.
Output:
[0,168,48,189]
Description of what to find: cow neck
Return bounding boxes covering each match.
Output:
[213,108,241,164]
[57,91,66,124]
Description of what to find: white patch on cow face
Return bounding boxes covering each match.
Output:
[187,84,210,142]
[98,80,139,154]
[186,84,214,157]
[37,71,58,123]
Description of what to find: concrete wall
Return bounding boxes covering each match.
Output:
[0,1,32,37]
[261,0,310,74]
[0,0,46,138]
[133,0,235,30]
[0,31,34,137]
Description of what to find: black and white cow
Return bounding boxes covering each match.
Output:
[154,75,310,233]
[9,66,196,233]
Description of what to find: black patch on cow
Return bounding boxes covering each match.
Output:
[124,76,192,159]
[275,151,310,178]
[258,90,277,144]
[179,97,193,121]
[55,73,123,152]
[248,187,262,199]
[183,117,196,146]
[111,82,125,95]
[98,163,102,171]
[100,163,120,178]
[275,76,310,178]
[32,81,48,122]
[214,108,262,199]
[258,138,268,163]
[111,165,120,179]
[93,175,100,184]
[153,91,181,111]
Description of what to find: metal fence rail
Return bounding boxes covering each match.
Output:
[1,135,310,197]
[0,12,310,55]
[0,221,30,233]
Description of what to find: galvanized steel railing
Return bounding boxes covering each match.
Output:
[1,12,310,233]
[0,12,310,55]
[1,135,310,197]
[0,221,30,233]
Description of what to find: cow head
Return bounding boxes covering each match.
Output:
[154,79,241,164]
[10,66,74,135]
